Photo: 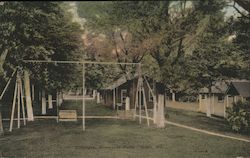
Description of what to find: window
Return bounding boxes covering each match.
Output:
[121,89,127,103]
[218,94,224,102]
[201,94,206,99]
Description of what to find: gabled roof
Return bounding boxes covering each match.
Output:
[199,81,229,94]
[103,73,138,90]
[226,81,250,97]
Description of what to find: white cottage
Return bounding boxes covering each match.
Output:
[199,80,250,118]
[199,81,230,117]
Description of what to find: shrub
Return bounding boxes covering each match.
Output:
[226,100,250,133]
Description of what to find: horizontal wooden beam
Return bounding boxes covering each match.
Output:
[2,116,120,120]
[23,60,141,65]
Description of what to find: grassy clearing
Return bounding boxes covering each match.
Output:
[0,101,249,158]
[61,100,117,116]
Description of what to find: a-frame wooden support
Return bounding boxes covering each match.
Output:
[134,64,150,127]
[0,69,17,134]
[9,71,27,132]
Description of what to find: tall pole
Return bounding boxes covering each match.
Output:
[17,77,20,129]
[20,79,26,125]
[138,64,142,125]
[9,80,18,132]
[82,63,85,131]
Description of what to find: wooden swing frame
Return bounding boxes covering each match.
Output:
[23,60,153,131]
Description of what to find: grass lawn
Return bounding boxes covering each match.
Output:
[61,100,117,116]
[166,107,250,139]
[0,100,249,158]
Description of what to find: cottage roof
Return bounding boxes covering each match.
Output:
[103,73,138,90]
[199,81,229,94]
[227,81,250,97]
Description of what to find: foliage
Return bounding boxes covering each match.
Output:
[0,2,84,92]
[75,1,249,95]
[226,101,250,133]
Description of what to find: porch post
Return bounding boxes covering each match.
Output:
[41,89,46,115]
[198,94,202,112]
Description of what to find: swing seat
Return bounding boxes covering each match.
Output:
[58,110,77,122]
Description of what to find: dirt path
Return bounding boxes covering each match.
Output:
[137,115,250,143]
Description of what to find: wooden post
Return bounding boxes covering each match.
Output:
[157,94,165,128]
[17,78,20,129]
[143,77,157,124]
[224,95,229,118]
[31,84,35,101]
[82,63,85,131]
[134,79,140,120]
[198,94,202,112]
[142,88,150,127]
[0,112,3,135]
[93,90,96,99]
[9,81,18,132]
[97,92,100,103]
[172,92,175,102]
[19,80,26,125]
[24,70,34,121]
[125,97,130,111]
[153,96,157,124]
[56,92,59,123]
[0,69,16,100]
[139,84,142,124]
[113,89,116,110]
[59,92,63,106]
[42,89,46,115]
[212,94,215,115]
[48,94,53,109]
[206,94,211,117]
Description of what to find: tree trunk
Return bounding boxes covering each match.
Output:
[24,70,34,121]
[0,49,8,73]
[156,94,165,128]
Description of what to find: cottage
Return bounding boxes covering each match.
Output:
[101,74,157,110]
[226,81,250,102]
[199,81,230,117]
[199,80,250,118]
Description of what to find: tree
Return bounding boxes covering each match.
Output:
[0,2,84,92]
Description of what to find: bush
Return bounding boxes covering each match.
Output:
[226,101,250,133]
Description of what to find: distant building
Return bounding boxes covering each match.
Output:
[199,81,229,117]
[226,81,250,102]
[101,74,158,110]
[199,80,250,118]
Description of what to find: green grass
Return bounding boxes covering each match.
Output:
[166,107,250,139]
[0,101,250,158]
[61,100,117,116]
